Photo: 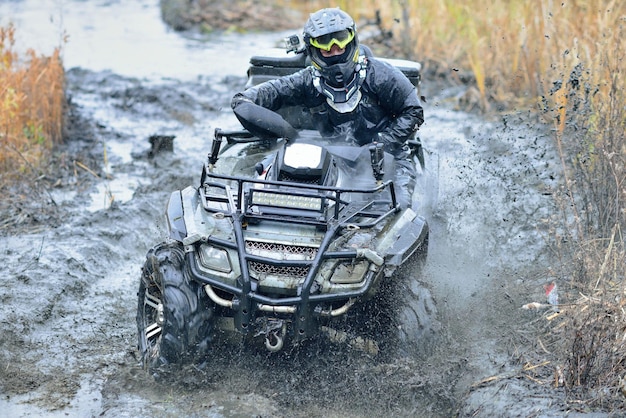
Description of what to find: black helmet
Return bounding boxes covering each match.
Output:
[303,8,362,105]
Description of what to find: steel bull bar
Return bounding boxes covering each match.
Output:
[184,219,383,340]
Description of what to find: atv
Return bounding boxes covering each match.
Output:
[136,37,434,372]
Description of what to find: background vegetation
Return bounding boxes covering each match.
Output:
[2,0,624,408]
[0,24,64,183]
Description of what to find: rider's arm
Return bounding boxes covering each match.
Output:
[231,68,312,112]
[370,60,424,153]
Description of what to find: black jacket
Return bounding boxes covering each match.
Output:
[232,57,423,152]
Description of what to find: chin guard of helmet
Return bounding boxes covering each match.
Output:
[312,57,367,113]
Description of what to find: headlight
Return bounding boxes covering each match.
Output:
[330,260,368,284]
[198,245,232,273]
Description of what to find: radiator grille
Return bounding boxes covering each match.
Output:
[246,241,317,278]
[249,262,310,278]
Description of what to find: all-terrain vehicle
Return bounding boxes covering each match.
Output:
[137,37,434,372]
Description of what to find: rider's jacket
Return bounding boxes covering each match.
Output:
[231,57,424,154]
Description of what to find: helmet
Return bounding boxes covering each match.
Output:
[303,8,363,105]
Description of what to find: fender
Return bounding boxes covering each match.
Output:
[166,190,187,242]
[380,210,428,268]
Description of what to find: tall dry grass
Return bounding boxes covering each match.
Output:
[289,1,624,108]
[0,24,65,182]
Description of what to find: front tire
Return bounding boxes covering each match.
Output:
[392,274,438,356]
[391,237,438,355]
[358,237,438,357]
[136,242,213,374]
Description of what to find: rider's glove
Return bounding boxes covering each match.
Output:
[377,132,401,155]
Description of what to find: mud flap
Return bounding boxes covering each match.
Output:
[166,190,186,242]
[412,145,440,216]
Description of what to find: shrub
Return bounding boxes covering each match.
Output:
[0,24,65,181]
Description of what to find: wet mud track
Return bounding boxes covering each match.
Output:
[0,23,570,418]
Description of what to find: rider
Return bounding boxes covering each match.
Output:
[231,7,424,207]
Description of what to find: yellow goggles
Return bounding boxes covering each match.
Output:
[310,29,355,51]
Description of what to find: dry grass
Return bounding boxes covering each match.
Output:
[528,231,626,407]
[0,24,65,183]
[551,67,626,405]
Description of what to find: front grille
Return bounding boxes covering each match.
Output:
[246,241,317,257]
[249,262,310,278]
[246,241,318,279]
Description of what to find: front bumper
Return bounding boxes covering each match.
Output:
[185,245,383,339]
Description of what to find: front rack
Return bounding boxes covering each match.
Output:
[189,139,401,338]
[199,167,399,229]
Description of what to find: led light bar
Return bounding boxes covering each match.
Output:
[251,191,323,211]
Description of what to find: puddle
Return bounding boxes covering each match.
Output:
[0,0,295,81]
[88,173,144,212]
[0,377,103,418]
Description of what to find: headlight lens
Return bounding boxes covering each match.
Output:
[198,245,232,273]
[330,260,368,284]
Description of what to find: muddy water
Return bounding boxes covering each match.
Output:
[1,1,566,417]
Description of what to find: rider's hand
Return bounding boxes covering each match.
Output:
[377,132,400,155]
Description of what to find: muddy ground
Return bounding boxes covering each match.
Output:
[0,72,575,418]
[0,2,601,417]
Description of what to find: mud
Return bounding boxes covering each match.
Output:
[0,1,581,417]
